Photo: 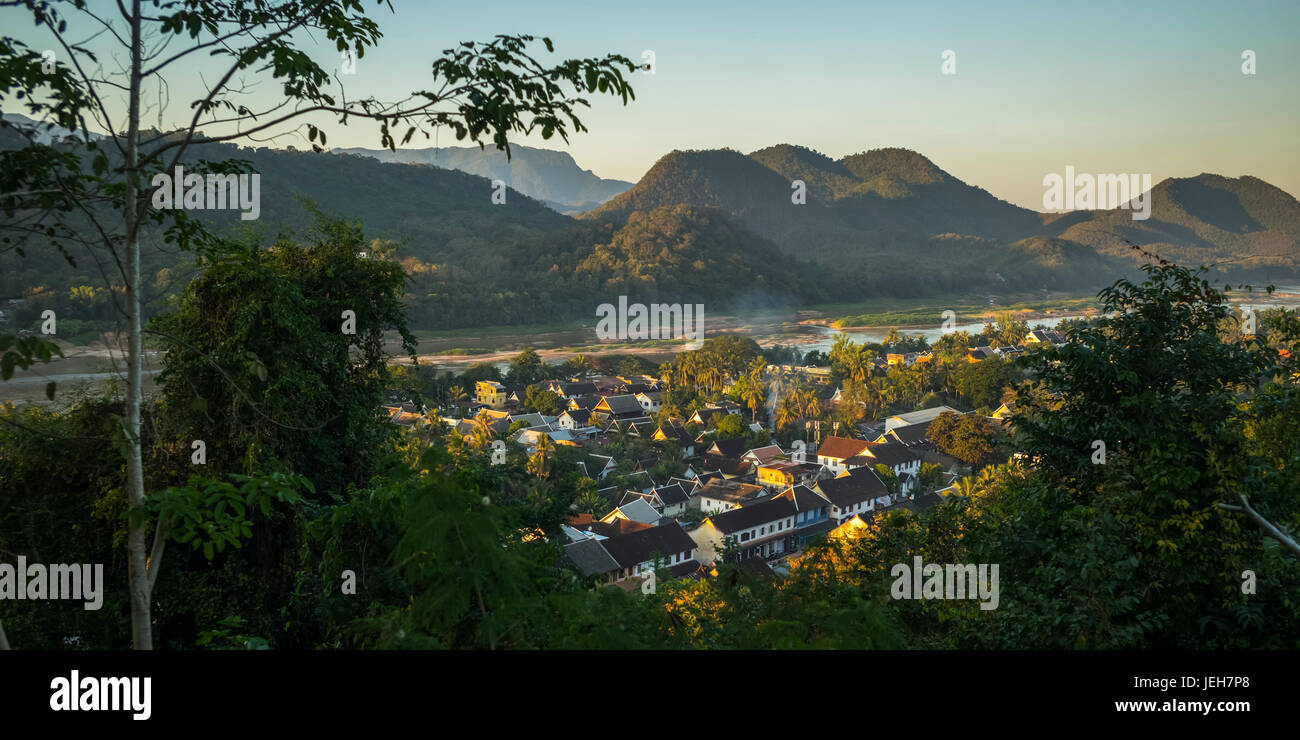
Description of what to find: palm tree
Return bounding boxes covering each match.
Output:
[573,487,610,516]
[528,433,555,478]
[976,464,1000,492]
[955,476,979,498]
[884,328,903,348]
[447,384,468,416]
[775,396,800,431]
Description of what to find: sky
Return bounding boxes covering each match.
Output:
[3,0,1297,210]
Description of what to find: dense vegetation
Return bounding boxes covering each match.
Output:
[5,244,1297,649]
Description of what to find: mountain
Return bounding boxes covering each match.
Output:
[1041,174,1300,273]
[588,144,1300,284]
[331,144,633,214]
[5,126,1298,332]
[585,145,1045,260]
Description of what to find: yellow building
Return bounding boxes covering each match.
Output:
[475,380,506,410]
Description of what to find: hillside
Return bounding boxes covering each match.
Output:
[332,144,633,213]
[1043,174,1300,275]
[4,124,1297,333]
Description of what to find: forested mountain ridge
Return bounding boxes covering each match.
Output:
[4,119,1297,332]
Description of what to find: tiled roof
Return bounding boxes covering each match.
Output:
[815,435,871,460]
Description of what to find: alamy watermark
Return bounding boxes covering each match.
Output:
[0,557,104,610]
[595,297,704,350]
[151,165,261,220]
[891,556,999,610]
[1043,166,1151,220]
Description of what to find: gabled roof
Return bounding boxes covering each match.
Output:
[861,441,921,468]
[777,484,831,513]
[552,380,598,397]
[653,421,694,445]
[653,483,690,506]
[702,455,752,476]
[706,437,747,458]
[667,476,699,492]
[560,409,593,424]
[887,406,961,427]
[815,469,891,508]
[887,421,932,445]
[815,435,871,461]
[625,470,656,493]
[696,478,766,504]
[568,394,601,410]
[595,394,644,416]
[743,445,786,465]
[706,496,797,534]
[599,522,697,569]
[562,538,621,577]
[602,497,662,525]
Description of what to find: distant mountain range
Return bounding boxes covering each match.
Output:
[586,144,1300,278]
[4,124,1298,330]
[332,144,633,214]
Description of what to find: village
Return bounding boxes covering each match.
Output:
[382,325,1070,592]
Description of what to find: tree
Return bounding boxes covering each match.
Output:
[917,462,945,493]
[714,413,747,439]
[507,347,547,388]
[527,433,555,478]
[952,357,1020,410]
[874,464,900,496]
[572,481,611,517]
[0,2,636,648]
[525,386,563,415]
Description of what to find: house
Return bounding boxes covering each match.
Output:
[625,471,657,494]
[651,420,697,456]
[1026,329,1065,345]
[508,412,548,428]
[690,495,798,564]
[700,454,753,479]
[599,521,699,580]
[966,346,996,363]
[991,402,1015,419]
[635,391,663,414]
[850,442,922,492]
[578,454,618,481]
[742,445,786,467]
[562,538,623,580]
[814,435,921,488]
[475,380,507,410]
[547,380,598,398]
[780,485,836,548]
[651,483,691,517]
[567,394,602,412]
[704,437,747,458]
[814,436,873,474]
[695,478,767,515]
[601,498,663,526]
[563,521,698,584]
[756,459,824,490]
[564,513,652,541]
[512,427,576,453]
[557,409,593,430]
[667,476,699,493]
[688,402,743,427]
[874,420,934,448]
[593,394,647,423]
[815,467,894,522]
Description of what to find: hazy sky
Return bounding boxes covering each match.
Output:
[4,0,1297,210]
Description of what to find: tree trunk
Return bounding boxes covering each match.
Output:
[124,0,152,650]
